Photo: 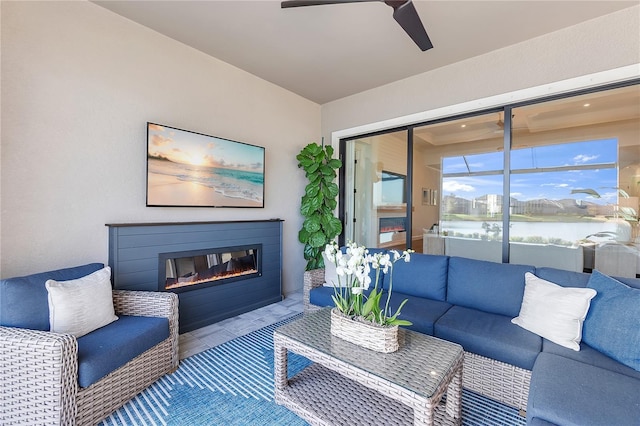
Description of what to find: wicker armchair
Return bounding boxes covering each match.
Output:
[0,290,179,426]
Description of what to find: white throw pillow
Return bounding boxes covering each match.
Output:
[45,266,118,337]
[511,272,597,351]
[322,252,342,287]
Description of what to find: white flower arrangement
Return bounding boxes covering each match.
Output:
[324,241,413,326]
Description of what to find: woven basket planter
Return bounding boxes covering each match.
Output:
[330,308,399,353]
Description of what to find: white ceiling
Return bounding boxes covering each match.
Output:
[93,0,638,104]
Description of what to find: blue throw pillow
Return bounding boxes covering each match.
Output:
[0,263,105,330]
[582,270,640,371]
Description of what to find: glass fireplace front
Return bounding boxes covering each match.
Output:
[159,244,261,292]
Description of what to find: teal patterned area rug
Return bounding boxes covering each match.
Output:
[99,315,526,426]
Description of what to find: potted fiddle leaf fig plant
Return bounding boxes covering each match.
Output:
[296,142,343,270]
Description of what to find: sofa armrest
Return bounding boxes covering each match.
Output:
[303,269,325,312]
[112,290,179,370]
[0,326,78,425]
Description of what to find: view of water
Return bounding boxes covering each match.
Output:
[441,220,632,244]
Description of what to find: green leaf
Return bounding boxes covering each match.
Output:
[302,143,322,156]
[304,217,321,233]
[309,231,327,248]
[328,158,342,169]
[303,244,316,259]
[306,162,320,174]
[326,182,339,198]
[300,199,314,216]
[320,165,334,176]
[325,145,334,157]
[321,216,342,238]
[298,228,310,244]
[387,319,413,326]
[305,183,320,197]
[297,156,313,168]
[308,194,322,212]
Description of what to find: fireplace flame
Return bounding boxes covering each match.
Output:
[165,268,258,290]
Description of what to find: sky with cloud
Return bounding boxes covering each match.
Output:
[147,123,264,173]
[442,138,618,204]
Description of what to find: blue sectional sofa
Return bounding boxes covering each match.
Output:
[304,253,640,426]
[0,263,179,425]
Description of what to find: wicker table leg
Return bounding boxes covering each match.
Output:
[274,335,288,393]
[413,401,435,426]
[445,362,463,420]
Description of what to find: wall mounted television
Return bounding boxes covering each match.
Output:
[146,122,265,208]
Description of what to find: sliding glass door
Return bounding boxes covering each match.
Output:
[413,112,505,261]
[509,85,640,275]
[343,130,409,250]
[340,81,639,275]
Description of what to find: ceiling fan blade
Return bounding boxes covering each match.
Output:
[282,0,376,8]
[387,0,433,51]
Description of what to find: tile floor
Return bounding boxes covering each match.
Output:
[178,291,304,359]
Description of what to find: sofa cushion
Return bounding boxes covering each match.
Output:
[511,272,596,351]
[434,305,541,370]
[582,271,640,371]
[528,352,640,426]
[534,267,590,288]
[45,266,118,337]
[77,315,169,388]
[383,292,451,335]
[542,339,640,381]
[309,286,380,308]
[613,275,640,290]
[385,254,448,301]
[0,263,105,330]
[447,257,534,317]
[309,286,336,307]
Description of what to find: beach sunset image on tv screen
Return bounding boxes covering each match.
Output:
[146,123,264,208]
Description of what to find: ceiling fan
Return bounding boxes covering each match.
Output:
[281,0,433,51]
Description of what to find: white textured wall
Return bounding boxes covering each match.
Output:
[321,6,640,140]
[0,1,321,295]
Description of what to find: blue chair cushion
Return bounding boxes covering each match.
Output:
[582,271,640,372]
[385,254,448,301]
[434,305,541,370]
[77,315,169,388]
[382,292,451,335]
[542,339,640,380]
[447,257,534,317]
[528,353,640,426]
[0,263,105,330]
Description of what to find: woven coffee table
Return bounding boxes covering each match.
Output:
[274,308,464,426]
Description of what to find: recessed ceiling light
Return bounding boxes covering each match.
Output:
[583,103,591,107]
[461,124,466,128]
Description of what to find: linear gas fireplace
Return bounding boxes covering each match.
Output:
[107,220,282,333]
[158,244,261,293]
